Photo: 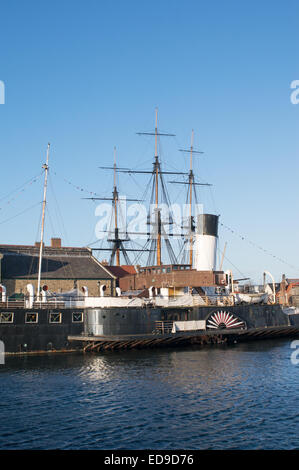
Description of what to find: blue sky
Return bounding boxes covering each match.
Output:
[0,0,299,283]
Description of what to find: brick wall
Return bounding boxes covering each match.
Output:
[2,278,113,297]
[119,270,216,291]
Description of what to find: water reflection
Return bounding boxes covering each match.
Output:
[1,339,299,449]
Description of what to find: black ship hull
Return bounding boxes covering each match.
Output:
[0,307,84,354]
[73,303,299,352]
[1,303,299,355]
[84,303,297,335]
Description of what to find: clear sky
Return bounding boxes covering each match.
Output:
[0,0,299,284]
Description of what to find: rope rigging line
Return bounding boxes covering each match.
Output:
[49,138,297,273]
[51,171,102,198]
[0,201,42,226]
[216,243,248,279]
[219,221,299,272]
[0,172,43,211]
[0,171,43,202]
[47,174,72,246]
[28,203,43,278]
[42,205,76,283]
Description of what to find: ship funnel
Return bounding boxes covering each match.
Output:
[194,214,219,271]
[0,284,6,302]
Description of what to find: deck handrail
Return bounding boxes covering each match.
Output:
[154,321,174,334]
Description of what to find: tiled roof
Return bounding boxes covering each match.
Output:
[106,265,137,278]
[0,245,115,280]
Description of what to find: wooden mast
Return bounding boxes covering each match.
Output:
[171,131,210,266]
[37,143,50,301]
[113,146,120,266]
[86,150,146,266]
[107,111,182,267]
[188,130,194,266]
[154,108,161,266]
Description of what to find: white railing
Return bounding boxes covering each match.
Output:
[154,321,174,334]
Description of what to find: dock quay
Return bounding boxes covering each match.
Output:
[68,325,299,352]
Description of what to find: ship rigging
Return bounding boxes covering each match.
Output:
[89,109,214,268]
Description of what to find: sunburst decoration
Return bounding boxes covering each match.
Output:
[207,311,245,330]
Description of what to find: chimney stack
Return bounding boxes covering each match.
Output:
[35,242,44,248]
[51,238,62,248]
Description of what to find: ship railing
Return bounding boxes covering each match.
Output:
[32,300,66,309]
[192,294,235,306]
[0,300,27,309]
[154,321,174,335]
[0,299,67,309]
[195,294,281,306]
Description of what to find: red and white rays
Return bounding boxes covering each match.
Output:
[207,310,244,329]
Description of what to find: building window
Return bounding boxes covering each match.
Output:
[49,312,62,323]
[0,312,14,323]
[25,312,38,323]
[72,312,83,323]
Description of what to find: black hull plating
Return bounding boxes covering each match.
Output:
[84,303,297,336]
[1,304,299,354]
[78,303,299,351]
[0,308,84,354]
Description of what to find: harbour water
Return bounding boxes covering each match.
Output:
[0,339,299,450]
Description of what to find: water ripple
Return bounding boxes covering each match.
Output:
[1,340,299,449]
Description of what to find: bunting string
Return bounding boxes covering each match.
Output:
[220,222,299,272]
[52,171,102,197]
[0,172,43,211]
[49,171,299,272]
[0,202,42,225]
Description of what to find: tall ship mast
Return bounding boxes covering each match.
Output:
[1,114,298,356]
[89,110,217,270]
[86,147,145,266]
[171,129,211,267]
[112,108,188,267]
[37,143,50,301]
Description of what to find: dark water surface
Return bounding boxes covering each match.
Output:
[0,339,299,450]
